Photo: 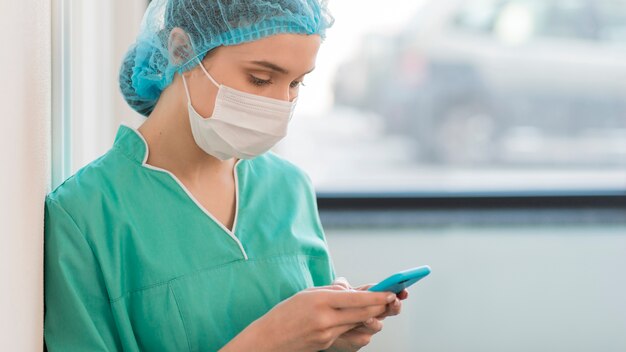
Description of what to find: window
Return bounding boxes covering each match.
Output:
[52,0,146,189]
[453,0,501,34]
[536,0,595,40]
[596,0,626,43]
[57,0,626,200]
[274,0,626,196]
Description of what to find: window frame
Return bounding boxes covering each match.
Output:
[51,0,73,189]
[316,191,626,227]
[317,191,626,211]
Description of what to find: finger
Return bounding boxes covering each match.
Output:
[387,298,402,316]
[375,298,402,320]
[327,290,396,309]
[337,324,382,349]
[327,284,352,291]
[333,304,388,325]
[328,322,362,341]
[398,289,409,300]
[310,283,353,292]
[332,326,376,349]
[354,283,376,291]
[362,318,384,333]
[332,277,354,291]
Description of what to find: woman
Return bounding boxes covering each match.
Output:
[44,0,408,350]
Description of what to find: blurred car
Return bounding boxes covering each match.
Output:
[333,0,626,164]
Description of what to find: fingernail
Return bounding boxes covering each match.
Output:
[365,318,375,324]
[387,294,396,303]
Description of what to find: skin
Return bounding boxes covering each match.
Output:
[137,32,407,351]
[315,278,409,352]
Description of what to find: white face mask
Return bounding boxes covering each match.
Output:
[181,61,297,160]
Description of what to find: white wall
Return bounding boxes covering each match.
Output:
[0,0,51,350]
[327,225,626,352]
[0,0,145,349]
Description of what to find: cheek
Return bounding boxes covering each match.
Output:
[188,81,218,119]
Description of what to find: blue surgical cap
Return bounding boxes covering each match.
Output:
[119,0,335,116]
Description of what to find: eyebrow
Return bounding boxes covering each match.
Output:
[249,60,315,76]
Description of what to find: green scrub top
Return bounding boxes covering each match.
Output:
[44,124,337,351]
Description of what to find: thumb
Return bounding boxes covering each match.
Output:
[332,276,353,290]
[354,283,376,291]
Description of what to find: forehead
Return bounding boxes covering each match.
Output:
[218,34,321,71]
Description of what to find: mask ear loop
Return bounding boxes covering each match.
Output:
[181,73,192,105]
[181,72,205,119]
[196,58,220,88]
[182,56,218,106]
[180,57,219,106]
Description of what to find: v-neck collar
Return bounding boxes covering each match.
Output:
[113,123,249,260]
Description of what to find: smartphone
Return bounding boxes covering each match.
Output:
[368,265,431,294]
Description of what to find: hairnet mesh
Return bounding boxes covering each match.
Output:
[119,0,334,116]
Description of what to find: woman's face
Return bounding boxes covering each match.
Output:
[183,33,321,118]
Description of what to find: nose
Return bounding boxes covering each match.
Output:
[269,85,292,102]
[285,90,298,103]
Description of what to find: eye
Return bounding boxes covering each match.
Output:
[248,75,271,87]
[290,80,306,89]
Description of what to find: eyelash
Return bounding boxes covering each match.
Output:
[248,75,305,88]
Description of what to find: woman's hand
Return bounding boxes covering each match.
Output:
[353,281,409,321]
[221,284,396,352]
[322,277,409,352]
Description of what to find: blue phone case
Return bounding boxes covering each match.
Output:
[368,265,431,294]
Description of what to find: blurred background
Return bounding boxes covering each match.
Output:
[277,0,626,193]
[2,0,625,350]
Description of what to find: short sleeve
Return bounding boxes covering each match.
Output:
[44,197,122,351]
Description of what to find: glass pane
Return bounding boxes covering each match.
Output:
[58,0,146,178]
[274,0,626,193]
[535,0,596,41]
[596,0,626,44]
